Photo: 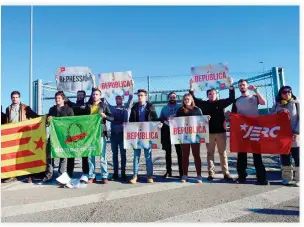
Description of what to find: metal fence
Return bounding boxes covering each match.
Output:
[33,67,286,173]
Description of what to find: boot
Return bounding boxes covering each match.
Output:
[281,165,293,185]
[294,167,299,187]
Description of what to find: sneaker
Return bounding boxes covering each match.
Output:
[295,182,300,187]
[207,176,214,181]
[255,180,269,185]
[224,174,234,182]
[26,177,33,183]
[234,178,246,184]
[129,175,138,184]
[147,177,154,183]
[196,176,203,183]
[121,173,127,182]
[181,175,188,183]
[110,173,119,181]
[101,178,109,184]
[2,178,17,183]
[88,178,96,184]
[163,172,172,178]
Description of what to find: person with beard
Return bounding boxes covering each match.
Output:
[227,79,268,185]
[64,90,90,179]
[107,80,134,182]
[84,88,114,184]
[63,74,96,178]
[189,76,234,182]
[159,92,183,178]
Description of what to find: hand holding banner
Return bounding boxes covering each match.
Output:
[98,71,133,98]
[50,115,102,158]
[191,63,229,91]
[124,122,161,150]
[169,116,209,144]
[55,66,93,92]
[230,112,292,154]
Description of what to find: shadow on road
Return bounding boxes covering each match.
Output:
[247,208,299,216]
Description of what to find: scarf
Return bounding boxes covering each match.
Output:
[280,97,292,106]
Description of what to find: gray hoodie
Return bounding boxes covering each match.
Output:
[270,99,300,147]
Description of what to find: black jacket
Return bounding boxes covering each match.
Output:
[1,111,6,125]
[176,106,202,117]
[66,100,87,116]
[48,105,74,117]
[190,88,235,133]
[129,102,158,122]
[84,99,114,137]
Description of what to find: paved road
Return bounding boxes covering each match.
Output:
[1,146,300,223]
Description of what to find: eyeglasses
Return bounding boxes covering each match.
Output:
[281,90,291,94]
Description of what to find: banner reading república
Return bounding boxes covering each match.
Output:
[50,115,102,158]
[98,71,133,98]
[56,66,93,92]
[169,116,209,144]
[124,122,162,150]
[191,63,229,91]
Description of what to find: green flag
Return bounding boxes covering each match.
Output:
[50,114,102,158]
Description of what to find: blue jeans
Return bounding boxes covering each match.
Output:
[133,148,153,177]
[110,132,126,174]
[88,137,107,179]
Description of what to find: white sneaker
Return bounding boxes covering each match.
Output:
[181,175,188,183]
[196,176,203,183]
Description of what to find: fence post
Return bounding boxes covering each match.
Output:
[147,75,150,101]
[272,67,280,98]
[37,79,43,115]
[278,67,285,87]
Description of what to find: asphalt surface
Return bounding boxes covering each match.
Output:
[1,143,300,223]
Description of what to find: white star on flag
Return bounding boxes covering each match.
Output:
[240,124,248,131]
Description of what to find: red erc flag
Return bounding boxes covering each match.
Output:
[230,112,292,155]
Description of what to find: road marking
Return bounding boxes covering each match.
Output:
[1,182,196,218]
[157,186,299,222]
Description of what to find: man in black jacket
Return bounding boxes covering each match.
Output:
[39,91,74,184]
[190,77,234,182]
[65,90,90,178]
[129,89,162,184]
[84,88,114,184]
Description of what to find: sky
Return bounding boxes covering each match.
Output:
[1,6,300,112]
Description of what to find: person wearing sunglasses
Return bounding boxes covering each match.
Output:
[270,86,299,187]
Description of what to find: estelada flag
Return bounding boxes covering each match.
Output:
[230,112,292,155]
[1,116,47,179]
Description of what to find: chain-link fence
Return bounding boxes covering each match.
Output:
[36,69,282,174]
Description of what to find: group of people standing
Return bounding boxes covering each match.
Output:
[1,75,300,187]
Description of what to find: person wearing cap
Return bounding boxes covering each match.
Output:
[107,80,134,182]
[269,86,300,187]
[189,76,235,182]
[159,92,183,178]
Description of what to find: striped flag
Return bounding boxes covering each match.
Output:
[1,116,47,179]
